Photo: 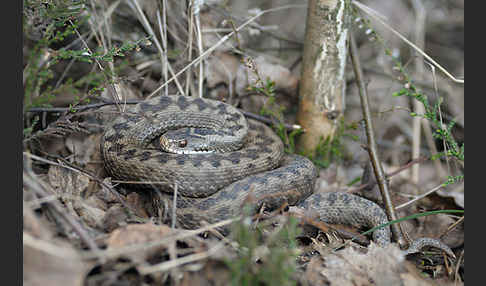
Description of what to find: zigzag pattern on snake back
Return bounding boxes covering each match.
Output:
[101,95,453,255]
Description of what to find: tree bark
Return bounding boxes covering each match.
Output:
[297,0,350,153]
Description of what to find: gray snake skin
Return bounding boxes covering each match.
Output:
[101,95,453,255]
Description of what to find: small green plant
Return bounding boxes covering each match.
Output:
[301,119,358,168]
[243,57,304,154]
[23,0,149,140]
[225,205,301,286]
[353,8,464,183]
[392,86,464,163]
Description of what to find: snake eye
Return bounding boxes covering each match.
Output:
[178,139,187,148]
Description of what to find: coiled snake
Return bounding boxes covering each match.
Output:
[101,95,453,255]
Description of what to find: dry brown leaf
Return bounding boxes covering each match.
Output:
[126,192,151,218]
[205,52,240,89]
[48,165,90,198]
[65,133,102,170]
[72,200,106,229]
[179,259,231,286]
[102,203,130,233]
[438,182,464,209]
[235,55,298,96]
[23,233,92,286]
[307,243,450,286]
[105,223,174,262]
[95,177,121,205]
[200,10,247,52]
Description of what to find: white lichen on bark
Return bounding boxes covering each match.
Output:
[297,0,350,151]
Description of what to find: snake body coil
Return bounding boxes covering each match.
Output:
[101,95,453,254]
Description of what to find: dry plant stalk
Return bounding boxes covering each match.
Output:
[297,0,349,152]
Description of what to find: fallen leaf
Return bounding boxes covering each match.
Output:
[23,232,92,286]
[105,223,173,262]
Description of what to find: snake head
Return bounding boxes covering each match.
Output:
[159,127,214,154]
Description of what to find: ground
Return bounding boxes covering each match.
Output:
[23,1,463,285]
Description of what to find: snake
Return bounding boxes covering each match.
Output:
[101,94,454,256]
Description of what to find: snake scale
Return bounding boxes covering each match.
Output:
[101,94,453,255]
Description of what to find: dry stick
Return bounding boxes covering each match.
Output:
[439,215,464,240]
[349,33,406,247]
[348,156,428,193]
[146,4,306,98]
[185,2,194,98]
[194,7,204,98]
[23,232,81,260]
[128,0,185,97]
[427,62,453,174]
[23,165,103,261]
[352,0,464,84]
[24,152,129,210]
[171,183,178,229]
[67,19,121,108]
[83,217,237,260]
[395,183,444,210]
[454,249,464,284]
[26,100,139,113]
[55,0,121,90]
[410,0,426,186]
[26,100,301,131]
[138,242,225,275]
[89,0,115,82]
[157,3,169,97]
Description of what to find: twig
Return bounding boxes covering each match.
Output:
[67,19,121,107]
[410,0,426,186]
[454,249,464,284]
[83,217,238,260]
[156,2,168,96]
[347,156,429,193]
[23,232,81,260]
[171,183,178,229]
[194,3,204,98]
[24,152,129,209]
[352,0,464,84]
[146,4,306,98]
[209,5,305,47]
[128,0,185,96]
[349,33,405,247]
[240,109,301,131]
[23,156,103,261]
[26,99,302,131]
[185,1,195,97]
[138,242,225,274]
[26,100,139,113]
[395,183,444,210]
[439,215,464,240]
[427,61,453,174]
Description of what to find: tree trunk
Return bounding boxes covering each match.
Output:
[297,0,350,153]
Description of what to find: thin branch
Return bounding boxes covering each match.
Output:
[349,33,405,247]
[23,157,103,261]
[347,156,429,193]
[82,217,238,260]
[185,1,194,97]
[26,100,302,131]
[138,242,225,274]
[128,0,185,96]
[410,0,426,186]
[24,152,129,209]
[146,4,306,98]
[395,183,444,209]
[194,6,204,98]
[352,0,464,84]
